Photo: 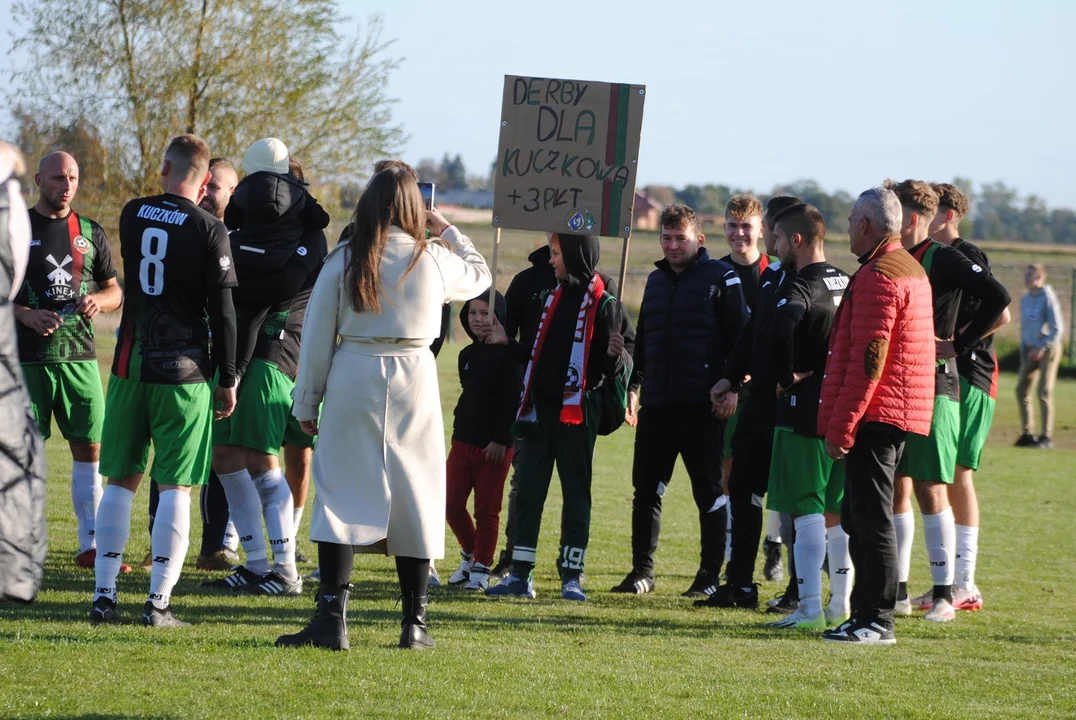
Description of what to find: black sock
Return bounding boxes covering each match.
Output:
[198,470,230,557]
[897,581,908,601]
[396,556,430,596]
[933,584,953,603]
[317,542,354,587]
[148,479,160,536]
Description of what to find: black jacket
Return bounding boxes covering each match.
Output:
[225,171,330,274]
[631,247,748,407]
[454,291,523,447]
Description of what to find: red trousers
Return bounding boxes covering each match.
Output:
[445,439,514,567]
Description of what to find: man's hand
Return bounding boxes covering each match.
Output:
[484,316,509,346]
[936,339,957,360]
[17,308,63,336]
[1029,346,1046,363]
[626,390,640,427]
[213,385,237,421]
[825,440,849,461]
[776,370,814,397]
[300,419,319,436]
[607,331,624,357]
[76,294,103,319]
[709,378,732,408]
[484,442,507,463]
[714,391,737,419]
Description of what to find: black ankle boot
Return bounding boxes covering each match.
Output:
[275,583,351,651]
[398,592,434,649]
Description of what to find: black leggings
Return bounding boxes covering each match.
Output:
[317,542,429,595]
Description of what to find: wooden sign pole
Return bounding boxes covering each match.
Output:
[617,234,631,303]
[488,226,501,312]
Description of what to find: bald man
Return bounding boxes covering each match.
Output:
[13,151,123,569]
[199,158,238,220]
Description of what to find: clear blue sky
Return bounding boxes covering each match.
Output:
[3,0,1073,207]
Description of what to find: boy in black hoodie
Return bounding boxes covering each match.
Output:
[485,233,624,601]
[444,291,522,591]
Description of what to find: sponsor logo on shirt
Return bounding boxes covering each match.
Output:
[297,246,308,257]
[45,253,75,300]
[30,238,41,247]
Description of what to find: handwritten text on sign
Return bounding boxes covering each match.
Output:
[493,75,646,238]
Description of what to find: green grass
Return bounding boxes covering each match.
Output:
[1,337,1074,719]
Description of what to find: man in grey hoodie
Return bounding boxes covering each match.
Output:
[1015,264,1064,449]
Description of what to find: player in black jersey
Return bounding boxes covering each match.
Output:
[92,135,238,628]
[13,151,123,570]
[700,196,801,611]
[927,183,1011,612]
[761,202,851,631]
[887,179,1009,623]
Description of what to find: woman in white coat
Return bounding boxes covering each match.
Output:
[275,163,491,651]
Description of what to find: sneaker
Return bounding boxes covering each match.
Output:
[1014,433,1037,447]
[195,551,234,572]
[90,596,119,624]
[306,566,321,582]
[695,582,759,609]
[894,595,913,617]
[75,549,132,573]
[484,574,536,598]
[762,538,784,583]
[294,549,311,565]
[200,565,263,590]
[428,564,441,588]
[924,598,956,622]
[909,588,933,612]
[952,585,984,612]
[562,578,587,601]
[822,617,896,645]
[448,551,473,586]
[1036,436,1054,450]
[681,569,718,598]
[765,592,799,615]
[222,548,241,565]
[463,564,491,591]
[246,570,303,597]
[765,608,826,630]
[490,551,513,582]
[141,601,190,627]
[825,604,850,625]
[610,571,655,595]
[139,552,153,571]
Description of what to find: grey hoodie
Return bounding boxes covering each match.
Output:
[1020,285,1064,349]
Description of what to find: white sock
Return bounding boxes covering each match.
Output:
[293,505,304,532]
[148,490,191,610]
[766,510,782,544]
[955,524,979,590]
[724,496,732,563]
[253,467,296,579]
[825,524,853,617]
[893,510,914,589]
[922,508,956,588]
[793,514,826,617]
[219,469,270,574]
[93,485,135,601]
[223,518,239,553]
[72,461,103,553]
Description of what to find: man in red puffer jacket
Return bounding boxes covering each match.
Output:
[817,186,934,646]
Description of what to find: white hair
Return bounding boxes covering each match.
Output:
[853,187,903,237]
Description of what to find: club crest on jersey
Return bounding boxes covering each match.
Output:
[219,255,231,271]
[45,253,75,299]
[73,236,91,254]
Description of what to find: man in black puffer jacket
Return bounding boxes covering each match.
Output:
[0,142,48,603]
[611,204,748,597]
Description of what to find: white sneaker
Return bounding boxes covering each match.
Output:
[894,595,912,617]
[909,588,933,611]
[765,607,825,630]
[428,564,441,588]
[924,598,956,623]
[953,585,984,612]
[448,551,473,586]
[463,564,490,591]
[825,604,850,625]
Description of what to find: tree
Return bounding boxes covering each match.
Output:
[9,0,404,196]
[439,153,467,190]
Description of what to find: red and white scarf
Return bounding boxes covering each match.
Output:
[516,273,605,426]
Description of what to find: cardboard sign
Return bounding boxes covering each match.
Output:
[493,75,646,238]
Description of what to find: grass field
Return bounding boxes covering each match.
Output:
[1,336,1074,719]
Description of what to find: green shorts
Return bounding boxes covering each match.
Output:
[99,375,212,485]
[21,361,105,443]
[957,378,995,471]
[766,426,845,516]
[899,395,960,484]
[723,406,741,458]
[213,359,314,455]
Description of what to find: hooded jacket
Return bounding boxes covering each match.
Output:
[505,245,557,350]
[225,171,330,274]
[454,290,523,447]
[818,239,935,448]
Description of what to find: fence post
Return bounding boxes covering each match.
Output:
[1070,268,1075,366]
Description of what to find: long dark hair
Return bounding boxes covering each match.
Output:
[345,163,426,313]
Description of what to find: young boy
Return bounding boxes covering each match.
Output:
[485,233,625,601]
[444,291,522,591]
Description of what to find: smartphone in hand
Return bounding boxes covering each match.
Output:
[418,182,435,210]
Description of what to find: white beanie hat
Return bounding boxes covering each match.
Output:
[243,137,290,175]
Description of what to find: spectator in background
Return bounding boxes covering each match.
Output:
[1015,264,1064,449]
